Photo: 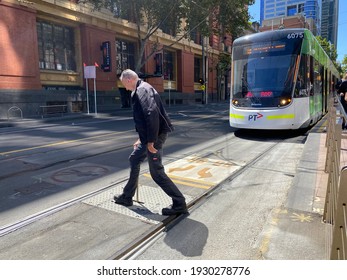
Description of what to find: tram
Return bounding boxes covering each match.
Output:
[229,28,339,130]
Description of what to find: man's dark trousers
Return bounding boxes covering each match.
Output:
[122,133,186,208]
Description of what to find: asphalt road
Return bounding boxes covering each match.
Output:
[0,102,321,260]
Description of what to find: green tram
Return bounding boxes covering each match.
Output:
[229,28,339,129]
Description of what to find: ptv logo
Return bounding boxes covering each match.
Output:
[248,113,263,121]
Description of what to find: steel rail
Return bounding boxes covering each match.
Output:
[110,141,283,260]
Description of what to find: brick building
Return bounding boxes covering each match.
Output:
[260,14,316,34]
[0,0,232,119]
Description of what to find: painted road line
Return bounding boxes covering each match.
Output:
[0,131,126,156]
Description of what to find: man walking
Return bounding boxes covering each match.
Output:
[114,69,188,215]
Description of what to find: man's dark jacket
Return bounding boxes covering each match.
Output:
[132,80,173,144]
[338,80,347,94]
[338,80,347,113]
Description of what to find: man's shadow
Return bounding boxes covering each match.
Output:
[163,218,209,257]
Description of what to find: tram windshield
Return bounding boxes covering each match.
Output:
[232,39,302,108]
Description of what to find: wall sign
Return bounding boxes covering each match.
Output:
[101,41,111,72]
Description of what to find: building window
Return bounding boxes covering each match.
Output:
[194,57,202,83]
[154,53,163,75]
[37,21,76,71]
[287,5,297,16]
[161,25,177,37]
[163,50,175,80]
[116,40,136,75]
[189,29,202,45]
[298,3,305,14]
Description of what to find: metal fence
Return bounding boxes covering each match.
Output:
[324,97,347,260]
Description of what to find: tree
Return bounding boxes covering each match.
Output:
[341,55,347,75]
[216,52,231,100]
[79,0,253,72]
[316,36,338,68]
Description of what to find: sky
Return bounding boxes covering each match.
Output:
[248,0,347,63]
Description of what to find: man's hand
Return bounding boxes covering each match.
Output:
[133,139,141,149]
[147,142,157,153]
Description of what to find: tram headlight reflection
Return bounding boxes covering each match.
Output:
[279,98,291,106]
[232,99,239,106]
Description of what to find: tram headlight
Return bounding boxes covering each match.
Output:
[279,98,291,106]
[232,99,239,106]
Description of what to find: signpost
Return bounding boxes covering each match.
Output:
[83,65,97,115]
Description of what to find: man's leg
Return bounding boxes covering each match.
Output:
[148,134,187,214]
[115,143,147,206]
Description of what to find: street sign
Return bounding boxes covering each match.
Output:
[84,66,96,79]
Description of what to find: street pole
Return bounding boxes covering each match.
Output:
[204,37,208,105]
[85,78,90,114]
[202,36,206,104]
[168,74,171,107]
[93,77,97,115]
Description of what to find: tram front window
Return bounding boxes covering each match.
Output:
[232,54,297,108]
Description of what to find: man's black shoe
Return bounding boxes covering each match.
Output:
[114,195,133,207]
[162,206,188,216]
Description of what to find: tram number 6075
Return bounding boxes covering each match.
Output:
[287,32,304,39]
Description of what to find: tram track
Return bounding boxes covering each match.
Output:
[3,106,302,259]
[0,127,308,259]
[0,142,132,181]
[0,125,235,239]
[0,110,231,237]
[0,111,228,182]
[110,140,283,260]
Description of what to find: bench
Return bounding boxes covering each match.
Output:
[40,105,67,118]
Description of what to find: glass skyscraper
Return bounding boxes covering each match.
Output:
[321,0,339,46]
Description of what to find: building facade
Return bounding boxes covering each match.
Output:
[259,14,315,32]
[321,0,339,46]
[0,0,232,119]
[260,0,322,34]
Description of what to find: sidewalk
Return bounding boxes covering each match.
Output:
[260,130,329,259]
[0,103,209,129]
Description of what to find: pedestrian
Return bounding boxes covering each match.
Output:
[114,69,188,215]
[337,73,347,129]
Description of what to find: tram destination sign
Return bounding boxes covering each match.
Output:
[243,42,286,55]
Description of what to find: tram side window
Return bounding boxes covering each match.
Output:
[295,54,308,98]
[320,65,326,95]
[309,56,314,95]
[313,59,322,96]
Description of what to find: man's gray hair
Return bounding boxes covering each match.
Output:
[120,69,138,81]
